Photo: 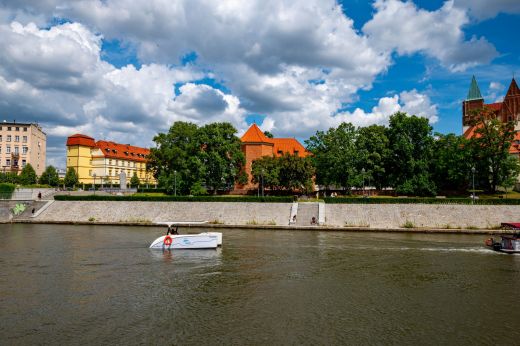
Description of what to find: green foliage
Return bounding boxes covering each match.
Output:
[355,125,391,190]
[54,195,293,202]
[385,112,436,196]
[18,164,37,185]
[263,131,274,138]
[12,203,26,215]
[64,167,79,187]
[323,197,520,205]
[0,183,16,199]
[431,133,471,192]
[148,121,245,195]
[467,110,520,193]
[38,165,60,187]
[130,172,140,187]
[251,156,280,190]
[190,181,208,196]
[0,172,19,184]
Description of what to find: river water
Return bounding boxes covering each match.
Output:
[1,224,519,345]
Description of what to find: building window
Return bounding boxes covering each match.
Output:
[15,127,19,131]
[109,169,112,176]
[6,146,10,154]
[6,159,10,166]
[89,170,92,176]
[15,136,19,142]
[23,127,27,132]
[22,146,28,154]
[22,160,26,167]
[0,135,2,141]
[14,147,19,155]
[22,136,27,143]
[109,159,112,165]
[7,135,11,142]
[7,127,11,131]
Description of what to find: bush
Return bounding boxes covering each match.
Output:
[137,188,167,193]
[54,195,293,202]
[323,197,520,205]
[0,183,16,199]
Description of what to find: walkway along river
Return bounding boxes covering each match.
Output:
[1,224,519,345]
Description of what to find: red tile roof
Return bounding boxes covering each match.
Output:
[463,125,520,155]
[95,140,150,162]
[66,134,96,147]
[241,124,309,157]
[485,102,502,112]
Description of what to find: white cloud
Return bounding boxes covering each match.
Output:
[334,90,438,127]
[453,0,520,20]
[363,0,498,71]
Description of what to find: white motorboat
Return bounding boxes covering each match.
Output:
[149,222,223,249]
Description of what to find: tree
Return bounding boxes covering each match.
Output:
[251,156,280,190]
[64,167,79,188]
[467,110,520,192]
[385,112,436,196]
[39,165,60,187]
[18,163,37,185]
[278,154,315,193]
[130,172,140,187]
[147,121,204,195]
[197,122,245,193]
[263,131,274,138]
[306,122,359,193]
[431,133,471,193]
[355,125,391,190]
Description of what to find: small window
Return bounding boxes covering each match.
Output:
[7,127,11,131]
[6,146,10,154]
[22,146,28,154]
[23,127,27,132]
[89,170,92,176]
[15,135,19,142]
[7,135,11,142]
[15,127,19,131]
[22,160,26,167]
[14,147,19,154]
[6,159,10,166]
[22,136,27,143]
[0,135,2,141]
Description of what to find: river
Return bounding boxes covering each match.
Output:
[1,224,519,345]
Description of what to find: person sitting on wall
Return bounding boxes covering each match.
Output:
[292,214,297,222]
[311,216,317,225]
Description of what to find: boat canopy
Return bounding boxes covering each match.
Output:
[501,223,520,230]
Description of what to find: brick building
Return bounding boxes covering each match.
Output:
[235,123,308,192]
[462,76,520,159]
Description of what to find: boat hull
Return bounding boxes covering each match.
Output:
[149,234,218,249]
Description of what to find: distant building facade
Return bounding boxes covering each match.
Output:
[66,134,156,185]
[235,123,309,192]
[0,121,46,175]
[462,76,520,159]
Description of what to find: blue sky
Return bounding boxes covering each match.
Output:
[0,0,518,167]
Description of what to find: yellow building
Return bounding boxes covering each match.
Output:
[66,134,156,185]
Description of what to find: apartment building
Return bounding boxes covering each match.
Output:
[0,121,46,176]
[66,134,156,185]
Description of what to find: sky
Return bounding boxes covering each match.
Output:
[0,0,519,168]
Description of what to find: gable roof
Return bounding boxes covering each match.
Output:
[467,75,483,101]
[95,140,150,162]
[241,123,271,143]
[66,134,96,147]
[505,78,520,99]
[270,138,309,157]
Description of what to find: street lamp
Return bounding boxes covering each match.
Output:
[361,168,365,197]
[261,169,264,197]
[471,166,476,204]
[174,170,177,196]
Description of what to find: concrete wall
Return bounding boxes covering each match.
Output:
[325,204,520,229]
[36,201,293,226]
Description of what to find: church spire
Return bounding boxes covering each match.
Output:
[466,75,483,101]
[505,77,520,98]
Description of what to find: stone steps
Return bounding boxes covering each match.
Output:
[294,203,319,226]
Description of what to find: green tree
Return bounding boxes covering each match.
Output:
[431,133,471,192]
[147,121,204,195]
[130,172,140,187]
[355,125,391,190]
[18,163,37,185]
[251,156,280,190]
[263,131,274,138]
[385,112,436,196]
[64,167,79,188]
[197,122,245,194]
[306,122,359,193]
[467,110,520,192]
[278,154,315,193]
[38,165,60,187]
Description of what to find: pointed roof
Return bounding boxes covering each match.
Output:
[466,75,483,101]
[505,78,520,98]
[241,123,271,143]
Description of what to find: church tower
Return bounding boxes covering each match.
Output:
[501,78,520,127]
[462,75,484,133]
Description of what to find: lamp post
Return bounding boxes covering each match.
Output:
[174,170,177,196]
[261,169,264,197]
[361,168,365,197]
[93,173,96,195]
[471,166,475,204]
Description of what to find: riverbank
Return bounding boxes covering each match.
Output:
[5,200,519,234]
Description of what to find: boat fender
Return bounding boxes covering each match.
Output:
[164,236,172,246]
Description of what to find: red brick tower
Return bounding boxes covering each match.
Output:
[462,75,484,132]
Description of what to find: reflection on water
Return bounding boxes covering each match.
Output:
[0,224,519,345]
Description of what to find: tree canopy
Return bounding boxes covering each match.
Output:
[18,163,38,185]
[64,167,79,187]
[39,165,60,187]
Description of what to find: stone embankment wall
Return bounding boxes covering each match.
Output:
[325,204,520,229]
[36,201,293,226]
[31,201,520,230]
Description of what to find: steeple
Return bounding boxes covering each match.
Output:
[504,77,520,98]
[466,75,483,101]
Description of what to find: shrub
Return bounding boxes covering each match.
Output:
[323,197,520,205]
[54,195,293,203]
[0,183,16,199]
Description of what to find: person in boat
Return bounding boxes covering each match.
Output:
[166,225,179,235]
